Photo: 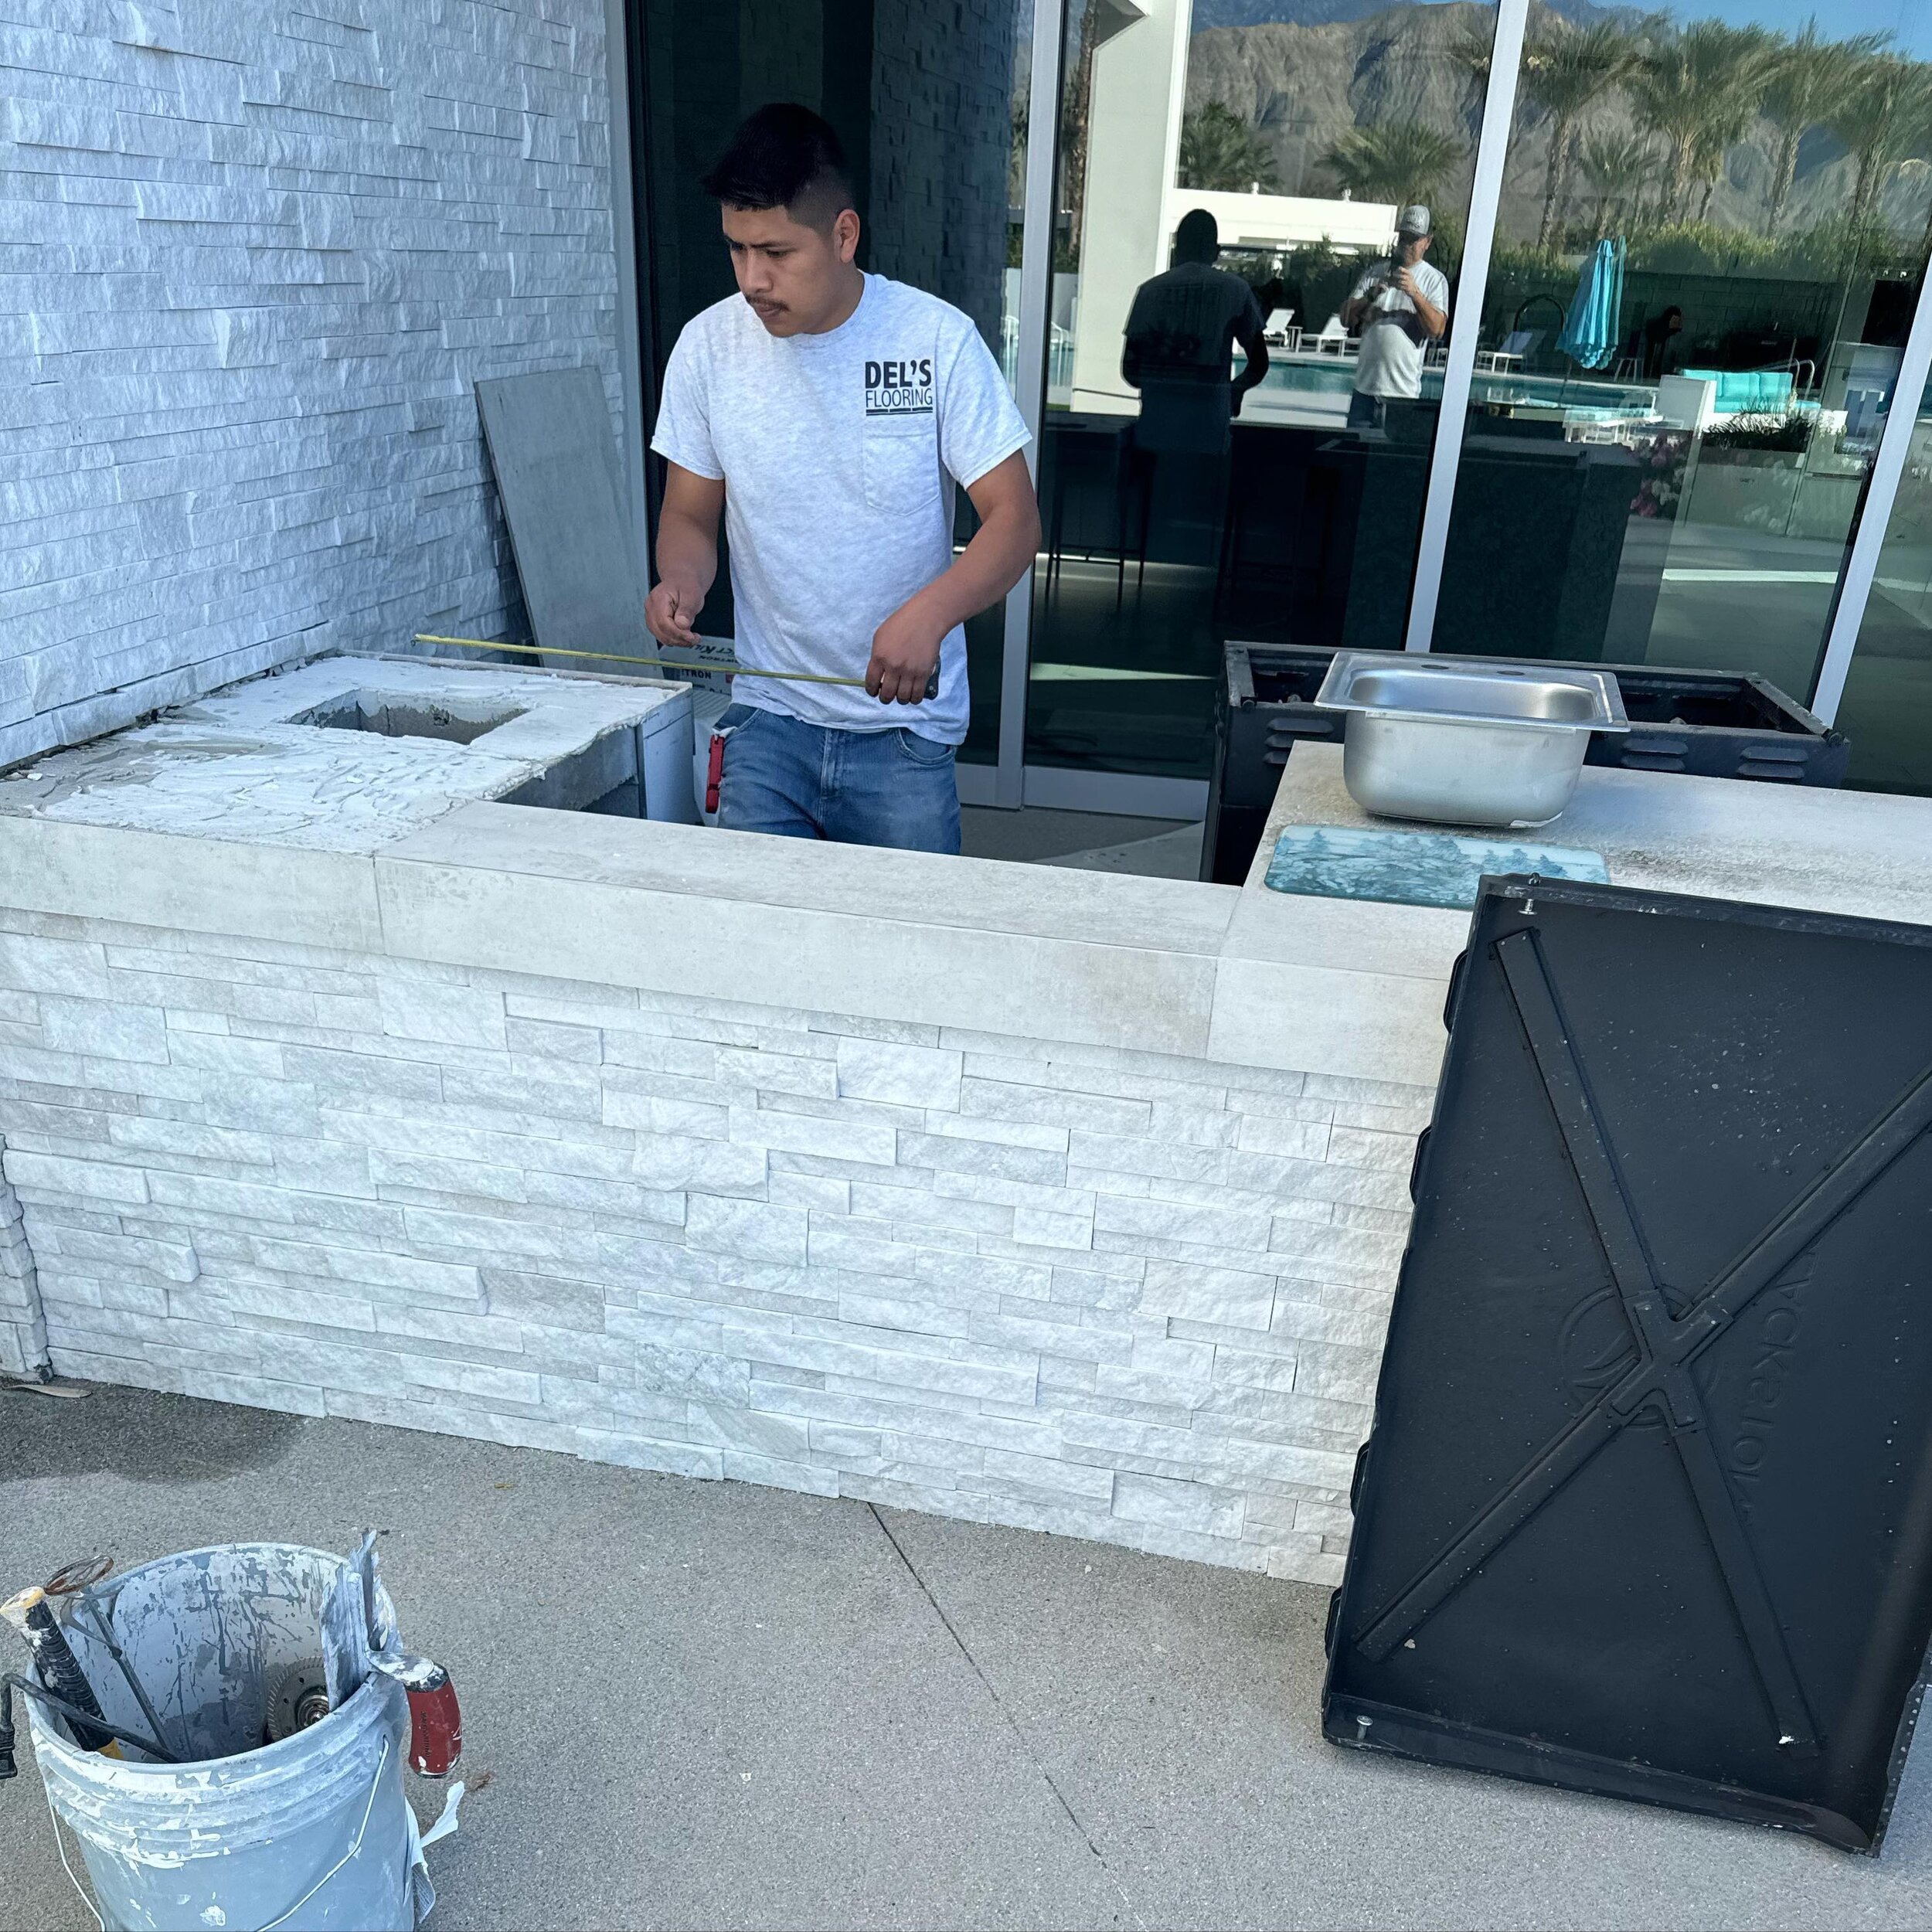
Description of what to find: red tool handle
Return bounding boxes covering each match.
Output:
[404,1667,462,1778]
[706,732,727,815]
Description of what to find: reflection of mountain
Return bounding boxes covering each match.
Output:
[1185,0,1931,245]
[1185,3,1493,217]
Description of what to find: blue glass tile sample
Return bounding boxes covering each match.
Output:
[1264,825,1611,910]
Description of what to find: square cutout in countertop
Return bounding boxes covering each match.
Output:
[290,692,526,746]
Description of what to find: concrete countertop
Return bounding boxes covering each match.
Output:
[1250,740,1932,927]
[1214,742,1932,1084]
[3,656,1930,1087]
[0,656,686,853]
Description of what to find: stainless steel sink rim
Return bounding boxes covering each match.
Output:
[1314,653,1631,735]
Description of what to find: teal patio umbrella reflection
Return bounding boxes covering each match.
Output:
[1556,236,1625,372]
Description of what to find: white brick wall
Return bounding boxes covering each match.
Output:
[0,1155,46,1376]
[0,0,621,769]
[0,904,1431,1583]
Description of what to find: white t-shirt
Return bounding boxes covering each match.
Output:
[1350,258,1451,400]
[650,274,1030,744]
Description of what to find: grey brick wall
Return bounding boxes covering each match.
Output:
[0,905,1430,1583]
[869,0,1017,347]
[1,0,621,770]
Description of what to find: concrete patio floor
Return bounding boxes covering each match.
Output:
[5,1384,1932,1931]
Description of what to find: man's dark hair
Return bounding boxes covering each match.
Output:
[702,104,855,231]
[1174,208,1219,266]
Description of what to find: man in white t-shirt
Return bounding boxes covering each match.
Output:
[1342,204,1451,430]
[647,104,1039,852]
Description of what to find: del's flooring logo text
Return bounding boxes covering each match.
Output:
[866,356,934,415]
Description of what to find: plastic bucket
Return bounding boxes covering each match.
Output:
[23,1543,427,1932]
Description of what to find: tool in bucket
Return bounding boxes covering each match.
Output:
[1,1560,183,1773]
[342,1531,462,1779]
[6,1541,465,1932]
[413,634,943,701]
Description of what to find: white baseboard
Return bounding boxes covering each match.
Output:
[1020,764,1209,819]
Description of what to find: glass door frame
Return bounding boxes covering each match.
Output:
[1400,0,1528,653]
[1809,287,1932,723]
[957,0,1073,810]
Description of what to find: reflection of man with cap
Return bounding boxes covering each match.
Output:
[1342,205,1449,430]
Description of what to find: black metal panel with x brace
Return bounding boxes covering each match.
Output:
[1349,924,1932,1761]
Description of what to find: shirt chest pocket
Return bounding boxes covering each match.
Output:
[861,415,942,513]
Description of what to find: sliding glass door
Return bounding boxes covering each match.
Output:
[629,0,1932,804]
[1831,367,1932,789]
[1022,0,1504,792]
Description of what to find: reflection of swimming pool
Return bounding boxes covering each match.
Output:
[1469,372,1660,420]
[1004,336,1079,404]
[1255,355,1660,423]
[1019,332,1668,428]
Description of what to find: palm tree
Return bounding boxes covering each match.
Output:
[1448,29,1497,148]
[1061,0,1105,257]
[1577,130,1658,238]
[1631,22,1776,223]
[1827,53,1932,233]
[1319,121,1461,208]
[1179,101,1282,194]
[1758,23,1885,234]
[1519,23,1641,249]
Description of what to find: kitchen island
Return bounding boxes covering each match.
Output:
[2,655,1928,1584]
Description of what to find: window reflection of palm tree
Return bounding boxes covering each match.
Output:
[1319,122,1460,208]
[1631,22,1775,225]
[1578,131,1656,240]
[1448,29,1495,151]
[1179,101,1282,193]
[1519,24,1641,249]
[1758,23,1882,236]
[1062,0,1104,259]
[1827,54,1932,236]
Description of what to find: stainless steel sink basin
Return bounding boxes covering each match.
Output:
[1314,653,1628,827]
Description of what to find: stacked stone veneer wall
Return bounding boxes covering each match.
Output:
[2,0,620,770]
[0,1158,45,1376]
[0,906,1429,1582]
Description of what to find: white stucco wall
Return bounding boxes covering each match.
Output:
[0,0,623,769]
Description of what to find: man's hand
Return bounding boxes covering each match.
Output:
[648,462,725,653]
[1394,267,1420,302]
[646,577,706,649]
[861,451,1037,706]
[867,595,946,706]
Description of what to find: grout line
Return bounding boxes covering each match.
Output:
[866,1502,1140,1926]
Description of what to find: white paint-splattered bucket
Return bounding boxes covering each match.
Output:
[22,1544,424,1932]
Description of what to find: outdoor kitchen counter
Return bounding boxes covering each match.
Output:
[6,733,1932,1095]
[1223,741,1932,1085]
[7,692,1932,1580]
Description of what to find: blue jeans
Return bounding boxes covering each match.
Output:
[714,705,961,853]
[1346,390,1386,430]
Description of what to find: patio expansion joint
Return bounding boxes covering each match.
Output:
[864,1504,1139,1923]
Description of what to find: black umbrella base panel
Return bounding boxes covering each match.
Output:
[1324,876,1932,1855]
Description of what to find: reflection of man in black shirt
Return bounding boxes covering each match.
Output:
[1631,304,1683,380]
[1121,209,1269,454]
